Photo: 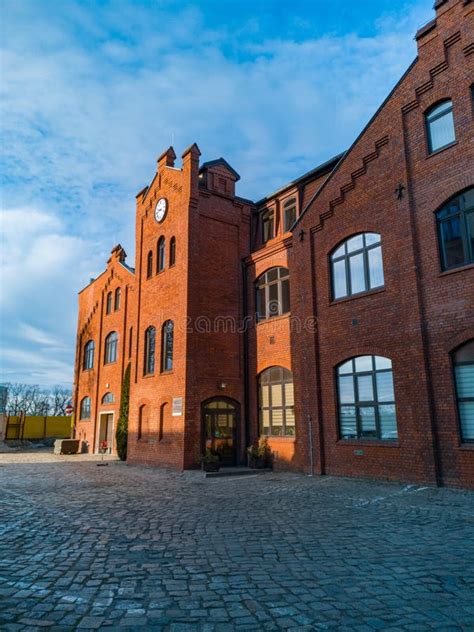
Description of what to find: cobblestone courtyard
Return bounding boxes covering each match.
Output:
[0,451,473,631]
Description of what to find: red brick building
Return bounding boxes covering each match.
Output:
[74,0,473,488]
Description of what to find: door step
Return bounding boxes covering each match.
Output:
[205,467,272,479]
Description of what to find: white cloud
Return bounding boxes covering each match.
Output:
[0,0,434,387]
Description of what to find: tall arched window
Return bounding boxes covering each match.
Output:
[83,340,95,370]
[114,287,121,311]
[102,392,114,404]
[147,251,153,279]
[157,237,166,273]
[283,197,297,232]
[80,396,91,420]
[259,367,295,436]
[144,326,156,375]
[336,355,397,440]
[261,209,274,242]
[169,236,176,266]
[425,99,455,154]
[104,332,118,364]
[256,267,290,321]
[161,320,174,372]
[453,340,474,442]
[436,188,473,270]
[331,232,384,300]
[106,291,113,314]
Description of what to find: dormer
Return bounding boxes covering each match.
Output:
[198,158,240,197]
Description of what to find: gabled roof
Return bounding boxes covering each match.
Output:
[199,157,241,181]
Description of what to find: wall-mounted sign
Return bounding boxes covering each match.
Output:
[172,397,183,416]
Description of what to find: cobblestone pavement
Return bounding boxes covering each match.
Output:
[0,451,473,631]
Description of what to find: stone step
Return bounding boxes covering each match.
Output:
[205,467,272,479]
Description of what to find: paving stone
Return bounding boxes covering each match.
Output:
[0,453,473,630]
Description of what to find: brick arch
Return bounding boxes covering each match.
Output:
[430,181,474,214]
[445,330,474,354]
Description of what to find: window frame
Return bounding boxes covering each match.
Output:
[144,326,156,376]
[106,291,113,314]
[452,340,474,444]
[261,209,275,243]
[258,366,295,437]
[161,320,174,372]
[330,232,384,301]
[102,392,114,404]
[80,396,91,420]
[169,236,176,267]
[83,340,95,371]
[256,267,290,321]
[283,197,297,233]
[147,250,153,279]
[104,331,118,364]
[425,99,456,155]
[336,356,398,442]
[114,287,121,311]
[157,236,166,273]
[436,188,474,271]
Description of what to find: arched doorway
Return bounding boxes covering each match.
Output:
[201,398,239,466]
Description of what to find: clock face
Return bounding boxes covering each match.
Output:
[154,198,168,223]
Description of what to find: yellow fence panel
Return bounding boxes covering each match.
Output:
[6,416,71,440]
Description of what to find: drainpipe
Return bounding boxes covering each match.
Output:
[241,259,250,463]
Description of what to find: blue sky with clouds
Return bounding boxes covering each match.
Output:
[0,0,434,387]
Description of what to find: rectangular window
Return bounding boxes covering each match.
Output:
[332,259,347,299]
[368,246,384,289]
[281,279,290,314]
[349,253,365,294]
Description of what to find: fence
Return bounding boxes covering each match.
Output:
[5,414,72,440]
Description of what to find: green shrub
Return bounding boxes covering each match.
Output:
[116,363,130,461]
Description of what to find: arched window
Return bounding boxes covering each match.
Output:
[157,236,166,273]
[83,340,95,370]
[453,340,474,442]
[331,233,384,300]
[425,100,455,154]
[106,291,113,314]
[161,320,174,372]
[114,287,121,311]
[259,367,295,436]
[436,188,474,270]
[144,326,156,375]
[256,267,290,321]
[261,209,274,242]
[336,355,397,440]
[159,402,167,441]
[138,403,146,440]
[80,396,91,420]
[104,331,118,364]
[102,392,114,404]
[283,197,297,232]
[128,326,133,358]
[147,250,153,279]
[169,236,176,266]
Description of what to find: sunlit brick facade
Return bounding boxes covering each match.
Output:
[74,0,473,488]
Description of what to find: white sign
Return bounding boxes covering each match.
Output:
[172,397,183,416]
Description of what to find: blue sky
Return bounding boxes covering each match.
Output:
[0,0,434,387]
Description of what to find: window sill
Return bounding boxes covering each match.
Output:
[160,369,174,375]
[82,368,94,373]
[104,361,118,366]
[459,442,474,450]
[438,262,474,277]
[143,373,155,379]
[330,286,386,306]
[427,140,457,158]
[256,312,291,326]
[263,435,296,441]
[337,439,400,448]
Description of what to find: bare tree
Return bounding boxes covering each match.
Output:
[3,383,72,416]
[50,386,71,416]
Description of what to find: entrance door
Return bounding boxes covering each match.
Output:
[202,399,238,466]
[98,413,113,453]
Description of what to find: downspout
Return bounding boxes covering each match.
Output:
[242,258,250,464]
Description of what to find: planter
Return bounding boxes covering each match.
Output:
[248,456,266,469]
[202,461,220,472]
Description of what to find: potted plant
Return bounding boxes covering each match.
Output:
[247,437,273,469]
[200,448,220,472]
